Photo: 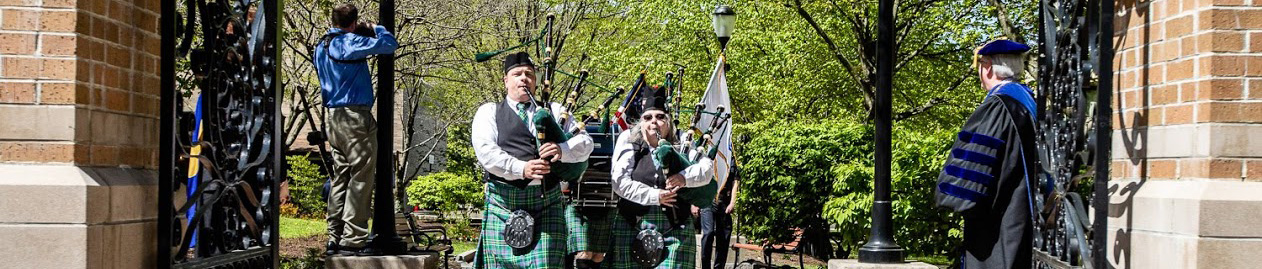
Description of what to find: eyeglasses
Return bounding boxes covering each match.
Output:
[641,113,669,121]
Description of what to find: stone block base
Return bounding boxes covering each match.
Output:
[0,164,157,269]
[326,254,440,269]
[828,259,938,269]
[1108,180,1262,268]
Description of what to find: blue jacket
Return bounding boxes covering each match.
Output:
[314,25,398,108]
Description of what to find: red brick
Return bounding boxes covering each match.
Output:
[0,0,40,6]
[1197,79,1244,101]
[76,59,92,83]
[1148,159,1178,179]
[0,33,36,55]
[119,146,147,167]
[41,58,74,80]
[104,89,129,112]
[89,144,119,166]
[90,16,105,39]
[134,11,156,35]
[117,26,133,49]
[75,11,92,36]
[119,70,132,92]
[1151,85,1179,105]
[1197,102,1262,123]
[44,0,75,8]
[102,65,121,89]
[109,1,132,22]
[107,45,129,68]
[40,82,75,104]
[3,57,42,79]
[1182,158,1244,179]
[73,143,90,164]
[1247,56,1262,76]
[1247,160,1262,181]
[39,34,76,56]
[1239,9,1262,29]
[74,83,91,105]
[1200,31,1244,53]
[1252,33,1262,53]
[103,21,118,44]
[1166,15,1195,39]
[1252,80,1262,99]
[0,142,74,163]
[1200,9,1238,30]
[90,0,107,15]
[1112,160,1130,179]
[1,9,39,31]
[1208,55,1246,77]
[0,82,36,103]
[1165,104,1195,125]
[40,10,76,32]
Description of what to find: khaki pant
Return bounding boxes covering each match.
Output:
[325,106,377,248]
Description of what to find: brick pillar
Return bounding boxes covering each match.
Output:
[1111,0,1262,267]
[0,0,159,268]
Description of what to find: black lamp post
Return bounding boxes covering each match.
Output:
[712,5,736,52]
[857,0,905,263]
[370,0,407,255]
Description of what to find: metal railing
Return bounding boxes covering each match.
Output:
[159,0,281,267]
[1034,0,1113,267]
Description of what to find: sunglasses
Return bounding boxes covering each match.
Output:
[641,113,669,121]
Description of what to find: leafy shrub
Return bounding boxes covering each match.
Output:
[285,154,328,218]
[821,126,961,259]
[734,120,962,259]
[405,172,484,239]
[733,121,871,258]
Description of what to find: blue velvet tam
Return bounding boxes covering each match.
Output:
[973,39,1031,68]
[976,39,1031,55]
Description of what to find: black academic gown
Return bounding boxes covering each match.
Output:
[935,83,1038,269]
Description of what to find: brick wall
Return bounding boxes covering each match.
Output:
[0,0,160,169]
[1110,0,1262,267]
[0,0,160,268]
[1113,0,1262,181]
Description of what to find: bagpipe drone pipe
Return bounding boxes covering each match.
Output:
[472,12,627,184]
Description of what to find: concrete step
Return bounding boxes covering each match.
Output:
[326,253,441,269]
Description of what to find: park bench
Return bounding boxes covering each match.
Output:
[731,228,807,269]
[398,211,453,268]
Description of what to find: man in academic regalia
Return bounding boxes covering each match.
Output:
[470,51,594,268]
[935,39,1039,269]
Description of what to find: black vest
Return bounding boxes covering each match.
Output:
[618,143,691,224]
[487,102,561,189]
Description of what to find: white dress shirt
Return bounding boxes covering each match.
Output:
[471,97,594,185]
[610,129,714,206]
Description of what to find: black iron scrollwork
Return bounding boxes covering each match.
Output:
[161,0,280,268]
[1034,0,1111,267]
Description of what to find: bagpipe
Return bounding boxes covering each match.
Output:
[626,69,734,229]
[473,13,625,185]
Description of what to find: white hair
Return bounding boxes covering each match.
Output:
[986,54,1025,80]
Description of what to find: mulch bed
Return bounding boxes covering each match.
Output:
[281,235,326,258]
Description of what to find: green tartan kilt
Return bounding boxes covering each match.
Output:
[474,181,568,269]
[564,202,615,254]
[607,207,696,269]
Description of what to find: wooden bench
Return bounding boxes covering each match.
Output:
[731,228,806,269]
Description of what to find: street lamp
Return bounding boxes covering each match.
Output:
[712,5,736,52]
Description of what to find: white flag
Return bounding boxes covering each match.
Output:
[697,56,734,189]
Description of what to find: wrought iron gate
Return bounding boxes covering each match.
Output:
[159,0,281,267]
[1034,0,1113,267]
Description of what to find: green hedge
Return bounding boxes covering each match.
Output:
[734,121,961,259]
